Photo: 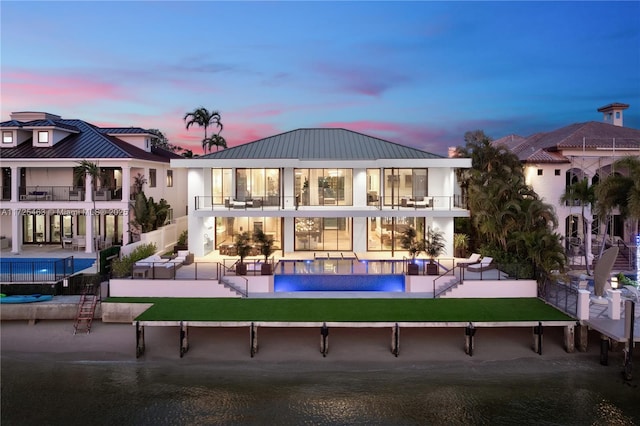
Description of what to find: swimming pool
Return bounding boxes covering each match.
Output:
[0,257,95,283]
[274,274,405,292]
[274,259,407,292]
[276,259,411,275]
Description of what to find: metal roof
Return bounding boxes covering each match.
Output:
[0,118,175,161]
[199,128,443,160]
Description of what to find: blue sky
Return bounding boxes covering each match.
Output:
[2,1,639,155]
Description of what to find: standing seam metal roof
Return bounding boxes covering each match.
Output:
[0,118,175,161]
[199,128,443,160]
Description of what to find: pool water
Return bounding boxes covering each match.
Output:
[274,274,405,292]
[0,257,95,282]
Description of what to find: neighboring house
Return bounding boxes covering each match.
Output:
[494,103,640,266]
[171,128,471,258]
[0,111,187,253]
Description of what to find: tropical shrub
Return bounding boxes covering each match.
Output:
[111,243,157,278]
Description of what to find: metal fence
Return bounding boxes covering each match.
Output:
[540,279,578,317]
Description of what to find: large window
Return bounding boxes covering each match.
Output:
[367,217,425,251]
[295,169,352,206]
[166,170,173,187]
[235,168,280,205]
[383,168,427,206]
[215,216,282,254]
[211,168,233,205]
[212,168,280,206]
[294,217,352,251]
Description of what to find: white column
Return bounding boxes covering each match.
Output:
[11,166,19,202]
[585,211,594,266]
[577,289,591,320]
[11,212,20,253]
[85,213,95,253]
[121,166,131,245]
[122,166,131,203]
[85,174,93,202]
[607,289,621,320]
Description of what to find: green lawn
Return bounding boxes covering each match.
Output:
[105,297,574,323]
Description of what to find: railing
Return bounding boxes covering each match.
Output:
[194,194,468,211]
[433,267,459,298]
[616,239,635,270]
[17,186,123,202]
[0,256,76,283]
[540,278,578,317]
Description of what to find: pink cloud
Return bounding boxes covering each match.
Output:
[1,69,129,109]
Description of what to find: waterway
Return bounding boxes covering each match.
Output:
[2,356,639,425]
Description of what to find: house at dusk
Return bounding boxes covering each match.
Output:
[0,111,187,253]
[170,128,472,258]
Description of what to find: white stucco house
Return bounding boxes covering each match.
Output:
[0,111,187,253]
[494,103,640,268]
[170,128,471,258]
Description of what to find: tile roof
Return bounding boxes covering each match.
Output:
[200,128,443,160]
[0,117,174,162]
[495,121,640,163]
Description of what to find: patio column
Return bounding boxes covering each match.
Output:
[11,166,18,202]
[121,166,131,244]
[11,211,20,253]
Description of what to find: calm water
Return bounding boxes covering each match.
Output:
[2,357,639,425]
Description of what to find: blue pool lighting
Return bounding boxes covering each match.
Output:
[275,274,405,292]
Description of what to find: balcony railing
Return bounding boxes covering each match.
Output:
[16,186,123,202]
[194,195,468,211]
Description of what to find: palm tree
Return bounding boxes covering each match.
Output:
[560,177,596,275]
[595,156,640,257]
[203,133,227,153]
[74,160,101,194]
[183,107,225,154]
[74,160,101,252]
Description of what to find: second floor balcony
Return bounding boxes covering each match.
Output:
[195,195,469,212]
[10,186,124,202]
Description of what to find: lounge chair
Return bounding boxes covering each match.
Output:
[467,257,494,272]
[457,253,481,266]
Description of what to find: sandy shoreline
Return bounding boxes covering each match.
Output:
[2,319,627,370]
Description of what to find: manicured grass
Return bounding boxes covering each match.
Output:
[105,297,574,322]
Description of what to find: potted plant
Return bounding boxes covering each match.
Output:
[234,231,252,275]
[400,227,425,275]
[174,230,188,253]
[453,233,469,258]
[253,229,275,275]
[424,228,446,275]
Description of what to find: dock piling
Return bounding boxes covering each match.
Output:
[320,323,329,357]
[600,334,609,366]
[464,323,475,356]
[250,322,258,357]
[533,322,543,355]
[391,323,400,357]
[179,321,189,358]
[135,321,145,358]
[563,325,575,353]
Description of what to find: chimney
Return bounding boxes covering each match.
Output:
[597,103,629,127]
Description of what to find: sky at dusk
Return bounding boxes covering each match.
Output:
[2,1,639,156]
